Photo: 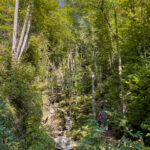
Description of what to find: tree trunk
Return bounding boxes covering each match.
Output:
[141,8,147,62]
[91,31,96,119]
[109,28,115,66]
[100,0,115,67]
[17,2,33,62]
[12,0,19,61]
[23,0,25,8]
[114,2,126,117]
[99,66,102,93]
[16,4,30,59]
[68,52,72,116]
[108,55,112,68]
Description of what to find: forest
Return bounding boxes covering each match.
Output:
[0,0,150,149]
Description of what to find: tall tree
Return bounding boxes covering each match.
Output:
[91,28,96,119]
[113,1,126,117]
[17,2,34,62]
[16,4,30,61]
[12,0,19,61]
[12,0,34,63]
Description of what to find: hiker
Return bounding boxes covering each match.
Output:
[98,104,104,126]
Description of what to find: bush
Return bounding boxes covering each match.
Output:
[82,119,144,150]
[0,96,23,150]
[26,127,55,150]
[1,64,55,149]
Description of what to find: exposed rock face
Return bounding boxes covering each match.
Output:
[42,100,64,137]
[41,90,76,150]
[42,95,78,149]
[41,68,77,149]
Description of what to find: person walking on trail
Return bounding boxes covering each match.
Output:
[98,104,104,126]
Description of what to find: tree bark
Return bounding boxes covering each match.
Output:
[109,28,115,66]
[12,0,19,60]
[98,66,102,93]
[114,2,126,117]
[17,2,33,62]
[16,5,30,59]
[23,0,26,8]
[141,8,147,62]
[68,52,72,116]
[91,31,96,119]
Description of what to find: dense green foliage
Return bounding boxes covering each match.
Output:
[82,120,143,150]
[0,0,150,149]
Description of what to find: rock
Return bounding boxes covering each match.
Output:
[54,136,74,150]
[65,145,74,150]
[65,116,71,130]
[49,105,55,114]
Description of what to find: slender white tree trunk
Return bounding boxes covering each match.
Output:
[98,66,102,93]
[12,0,19,60]
[114,2,126,117]
[110,29,114,66]
[16,5,30,59]
[108,55,112,68]
[17,2,33,62]
[100,0,115,67]
[91,32,96,119]
[68,52,72,116]
[23,0,25,8]
[141,8,147,63]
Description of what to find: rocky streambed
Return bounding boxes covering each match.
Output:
[54,116,77,150]
[42,94,78,150]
